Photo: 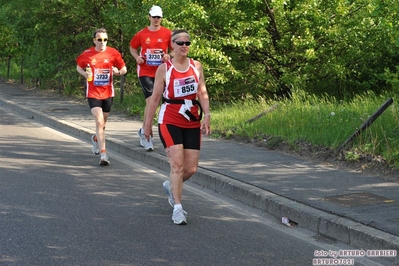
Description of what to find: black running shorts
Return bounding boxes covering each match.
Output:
[138,76,155,99]
[158,124,201,150]
[87,97,114,112]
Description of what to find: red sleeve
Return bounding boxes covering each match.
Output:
[76,50,89,68]
[76,48,96,68]
[166,28,173,51]
[112,48,125,69]
[129,30,142,49]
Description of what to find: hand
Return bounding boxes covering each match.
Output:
[112,67,119,75]
[143,123,153,141]
[201,116,211,136]
[163,53,171,62]
[136,56,145,65]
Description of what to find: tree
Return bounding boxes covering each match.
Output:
[1,0,399,100]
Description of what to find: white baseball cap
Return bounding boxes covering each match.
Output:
[149,6,163,17]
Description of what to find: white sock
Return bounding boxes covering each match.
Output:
[174,204,182,211]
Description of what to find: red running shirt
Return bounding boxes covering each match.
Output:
[76,47,125,99]
[158,59,201,128]
[129,27,172,78]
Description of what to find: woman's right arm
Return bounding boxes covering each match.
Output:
[143,63,166,139]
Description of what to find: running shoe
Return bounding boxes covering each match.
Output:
[137,128,154,151]
[91,135,100,155]
[163,180,174,207]
[145,137,154,151]
[172,208,187,225]
[137,128,146,147]
[100,153,110,166]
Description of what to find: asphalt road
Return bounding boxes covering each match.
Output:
[0,103,392,265]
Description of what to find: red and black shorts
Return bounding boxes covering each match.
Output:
[158,124,201,150]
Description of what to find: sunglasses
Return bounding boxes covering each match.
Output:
[94,38,108,42]
[151,16,161,19]
[174,41,191,46]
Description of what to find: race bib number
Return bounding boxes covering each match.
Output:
[146,49,163,66]
[93,69,110,86]
[173,76,198,97]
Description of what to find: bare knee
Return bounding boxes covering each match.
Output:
[170,162,184,176]
[183,166,197,180]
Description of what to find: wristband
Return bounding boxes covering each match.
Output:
[204,114,211,117]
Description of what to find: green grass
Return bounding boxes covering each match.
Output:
[209,90,399,168]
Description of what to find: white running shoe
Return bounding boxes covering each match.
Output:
[137,128,154,151]
[99,153,110,166]
[163,180,174,207]
[172,208,187,225]
[91,135,100,155]
[137,128,146,147]
[145,137,154,151]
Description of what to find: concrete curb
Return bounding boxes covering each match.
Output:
[2,97,399,251]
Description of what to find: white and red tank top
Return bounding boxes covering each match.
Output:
[158,58,201,128]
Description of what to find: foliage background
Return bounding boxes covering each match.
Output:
[1,0,399,100]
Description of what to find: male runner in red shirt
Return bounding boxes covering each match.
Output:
[77,27,127,166]
[129,5,173,151]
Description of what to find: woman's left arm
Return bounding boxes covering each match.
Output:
[195,60,211,135]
